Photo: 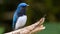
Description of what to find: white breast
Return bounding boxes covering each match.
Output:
[15,15,27,30]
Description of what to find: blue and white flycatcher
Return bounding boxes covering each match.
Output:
[12,3,29,30]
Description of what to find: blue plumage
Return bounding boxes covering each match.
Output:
[12,3,29,30]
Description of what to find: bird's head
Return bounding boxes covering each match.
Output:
[16,3,29,16]
[16,3,29,12]
[18,3,29,8]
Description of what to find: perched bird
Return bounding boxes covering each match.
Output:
[12,3,29,30]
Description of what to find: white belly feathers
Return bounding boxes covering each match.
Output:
[15,15,27,30]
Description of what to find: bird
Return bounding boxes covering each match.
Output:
[12,3,29,30]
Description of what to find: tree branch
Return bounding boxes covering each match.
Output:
[5,17,45,34]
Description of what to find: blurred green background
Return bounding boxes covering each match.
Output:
[0,0,60,34]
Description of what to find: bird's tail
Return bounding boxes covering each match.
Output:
[12,21,16,30]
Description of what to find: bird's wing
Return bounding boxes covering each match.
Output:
[15,15,27,30]
[12,14,18,29]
